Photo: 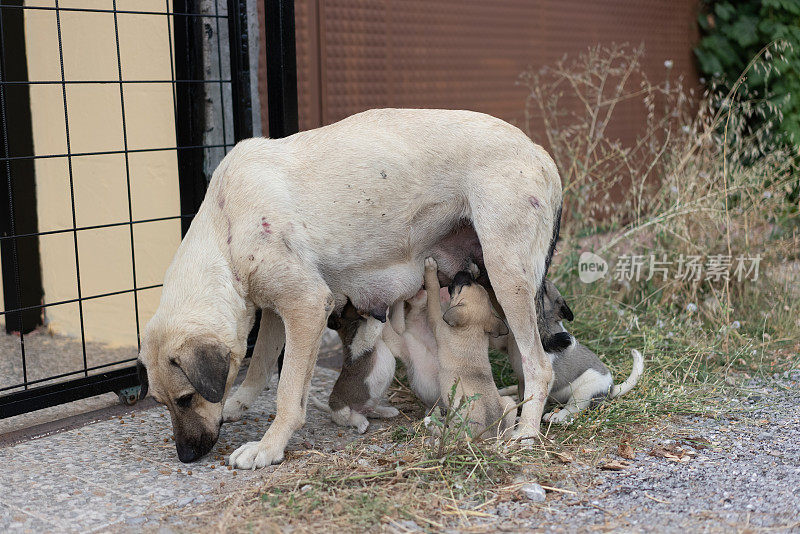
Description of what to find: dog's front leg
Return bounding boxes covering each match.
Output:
[229,291,334,469]
[223,308,285,422]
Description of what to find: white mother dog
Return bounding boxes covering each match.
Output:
[137,109,562,469]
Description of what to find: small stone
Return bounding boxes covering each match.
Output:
[520,483,546,502]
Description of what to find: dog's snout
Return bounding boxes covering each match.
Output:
[175,432,217,463]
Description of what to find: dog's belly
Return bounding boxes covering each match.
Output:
[326,222,484,318]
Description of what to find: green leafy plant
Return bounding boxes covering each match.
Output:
[694,0,800,144]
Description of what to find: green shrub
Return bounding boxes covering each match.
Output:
[694,0,800,145]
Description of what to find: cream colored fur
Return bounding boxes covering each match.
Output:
[421,258,516,439]
[382,291,445,408]
[139,108,562,468]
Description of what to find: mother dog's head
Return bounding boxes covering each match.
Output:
[137,314,244,463]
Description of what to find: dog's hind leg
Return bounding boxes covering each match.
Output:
[484,257,551,439]
[223,308,285,422]
[472,187,558,439]
[229,285,334,469]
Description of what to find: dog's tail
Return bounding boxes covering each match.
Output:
[308,394,332,414]
[537,202,571,353]
[610,349,645,399]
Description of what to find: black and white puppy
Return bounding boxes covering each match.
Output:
[540,280,644,423]
[498,280,644,423]
[310,301,399,433]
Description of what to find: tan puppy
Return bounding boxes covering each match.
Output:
[310,302,398,433]
[137,109,563,468]
[421,258,516,439]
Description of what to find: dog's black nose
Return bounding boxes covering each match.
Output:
[176,441,201,463]
[175,434,215,463]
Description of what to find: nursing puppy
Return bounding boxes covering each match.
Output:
[137,109,563,468]
[310,302,398,433]
[421,258,516,439]
[381,281,451,408]
[501,280,644,423]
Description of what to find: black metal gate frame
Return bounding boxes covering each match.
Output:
[0,0,299,419]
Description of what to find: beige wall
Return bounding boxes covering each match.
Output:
[24,0,180,347]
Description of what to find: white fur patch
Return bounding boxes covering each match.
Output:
[350,317,384,359]
[366,339,396,398]
[549,368,613,406]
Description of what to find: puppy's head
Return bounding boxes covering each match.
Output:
[326,301,365,344]
[137,324,239,463]
[443,270,508,337]
[542,279,574,323]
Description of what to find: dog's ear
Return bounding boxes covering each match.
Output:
[136,359,149,399]
[557,296,574,322]
[485,315,509,338]
[177,344,230,403]
[442,305,468,328]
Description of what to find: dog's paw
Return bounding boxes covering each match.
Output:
[545,409,574,424]
[511,424,540,445]
[424,257,437,271]
[222,398,247,423]
[229,441,284,469]
[468,262,480,278]
[355,417,370,434]
[369,405,400,419]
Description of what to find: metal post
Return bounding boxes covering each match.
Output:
[265,0,299,138]
[227,0,253,141]
[0,1,44,334]
[173,0,207,237]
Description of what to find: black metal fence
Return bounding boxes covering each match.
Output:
[0,0,297,419]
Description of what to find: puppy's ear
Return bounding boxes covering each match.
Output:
[327,314,343,330]
[178,344,230,403]
[485,315,509,338]
[136,359,149,399]
[442,305,468,328]
[557,297,574,322]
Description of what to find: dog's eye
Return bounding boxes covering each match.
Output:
[175,394,193,408]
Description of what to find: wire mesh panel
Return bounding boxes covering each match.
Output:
[0,0,253,417]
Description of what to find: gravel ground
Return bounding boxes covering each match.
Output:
[0,362,366,533]
[487,372,800,533]
[1,344,798,532]
[0,328,138,434]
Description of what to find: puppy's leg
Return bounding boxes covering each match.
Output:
[332,406,370,434]
[229,288,334,469]
[423,258,444,334]
[506,334,524,398]
[388,300,405,337]
[544,370,613,423]
[370,405,400,418]
[364,340,399,418]
[543,396,592,424]
[223,308,285,422]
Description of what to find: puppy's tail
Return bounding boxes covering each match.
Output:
[308,394,332,414]
[610,349,644,399]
